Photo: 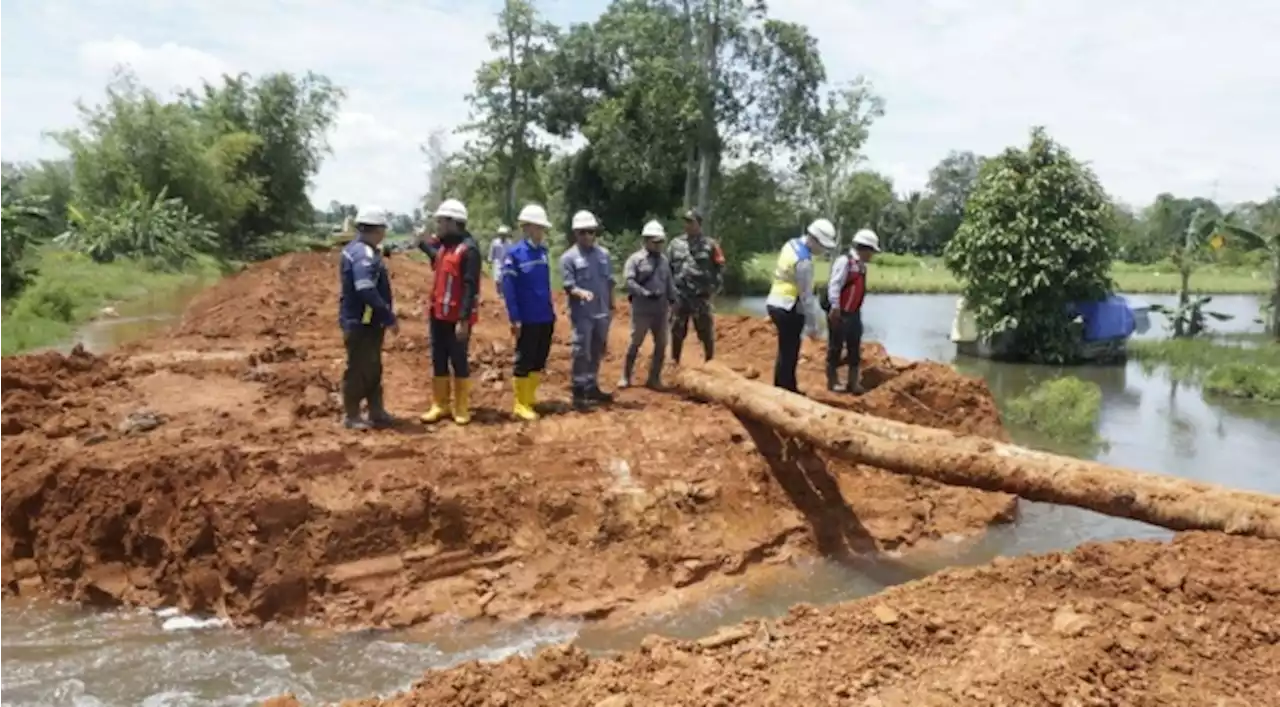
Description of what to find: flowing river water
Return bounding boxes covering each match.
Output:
[4,292,1279,706]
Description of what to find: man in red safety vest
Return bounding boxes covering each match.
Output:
[825,228,880,394]
[416,198,482,425]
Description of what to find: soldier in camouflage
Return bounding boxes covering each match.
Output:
[666,208,725,363]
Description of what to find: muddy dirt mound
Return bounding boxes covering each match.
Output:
[2,252,1016,629]
[856,361,1008,440]
[342,532,1280,707]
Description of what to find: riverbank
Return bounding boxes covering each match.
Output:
[0,251,1016,632]
[329,532,1280,707]
[736,252,1272,296]
[0,249,225,355]
[1129,337,1280,404]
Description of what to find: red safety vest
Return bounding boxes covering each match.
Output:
[431,241,479,324]
[838,256,867,313]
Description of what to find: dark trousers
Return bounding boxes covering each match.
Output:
[429,317,471,378]
[826,309,864,386]
[343,326,386,416]
[513,321,554,377]
[767,304,805,392]
[671,297,715,362]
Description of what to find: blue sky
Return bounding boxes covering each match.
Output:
[3,0,1278,213]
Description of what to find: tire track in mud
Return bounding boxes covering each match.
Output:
[1,251,1016,630]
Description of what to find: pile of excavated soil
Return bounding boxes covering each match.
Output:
[2,251,1015,630]
[332,532,1280,707]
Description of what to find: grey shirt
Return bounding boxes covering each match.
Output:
[561,244,614,320]
[624,248,675,313]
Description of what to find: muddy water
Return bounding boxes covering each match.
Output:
[4,293,1279,706]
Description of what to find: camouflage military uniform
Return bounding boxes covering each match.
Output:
[667,233,724,363]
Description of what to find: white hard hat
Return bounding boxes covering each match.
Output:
[517,204,552,228]
[497,225,511,235]
[354,205,388,227]
[641,220,666,240]
[571,210,600,231]
[434,198,468,222]
[852,228,881,252]
[806,218,837,249]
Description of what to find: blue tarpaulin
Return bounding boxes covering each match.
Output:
[1071,295,1137,342]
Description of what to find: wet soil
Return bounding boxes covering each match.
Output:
[1,252,1015,631]
[333,532,1280,707]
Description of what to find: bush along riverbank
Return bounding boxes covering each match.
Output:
[1129,337,1280,404]
[1002,376,1107,452]
[0,249,226,355]
[730,252,1271,297]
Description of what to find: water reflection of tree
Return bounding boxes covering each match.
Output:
[1165,378,1198,460]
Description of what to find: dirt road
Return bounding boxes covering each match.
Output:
[1,251,1014,629]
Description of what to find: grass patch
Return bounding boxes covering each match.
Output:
[732,252,1271,297]
[1003,376,1106,447]
[1,249,225,356]
[1129,338,1280,404]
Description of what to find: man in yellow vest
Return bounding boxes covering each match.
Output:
[764,218,837,392]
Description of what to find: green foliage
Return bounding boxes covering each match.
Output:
[1,174,53,298]
[1004,376,1105,446]
[58,187,217,267]
[1147,295,1233,338]
[944,127,1114,363]
[1203,362,1280,403]
[1130,338,1280,405]
[52,69,342,262]
[1,249,223,355]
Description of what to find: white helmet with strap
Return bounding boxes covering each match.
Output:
[852,228,881,252]
[434,198,468,222]
[641,220,666,240]
[806,218,837,249]
[517,204,552,228]
[571,210,600,231]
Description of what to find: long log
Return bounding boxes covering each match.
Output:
[673,363,1280,540]
[729,364,1280,512]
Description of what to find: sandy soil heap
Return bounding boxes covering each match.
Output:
[335,532,1280,707]
[2,251,1014,629]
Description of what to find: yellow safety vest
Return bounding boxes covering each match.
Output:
[767,239,810,301]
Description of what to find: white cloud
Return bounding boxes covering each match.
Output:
[2,0,1278,214]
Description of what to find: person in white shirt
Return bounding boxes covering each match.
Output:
[764,218,837,392]
[489,225,511,298]
[825,229,880,394]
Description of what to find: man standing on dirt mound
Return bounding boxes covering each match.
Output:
[668,208,725,365]
[765,218,837,393]
[489,225,511,299]
[502,204,556,421]
[826,228,880,394]
[417,198,482,426]
[561,210,615,411]
[620,219,676,389]
[338,206,399,430]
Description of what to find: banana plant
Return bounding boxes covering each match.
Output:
[1155,206,1232,337]
[1216,190,1280,339]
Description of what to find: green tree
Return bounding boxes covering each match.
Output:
[835,170,895,240]
[921,150,982,254]
[461,0,559,225]
[793,80,884,247]
[1220,189,1280,337]
[1,174,51,298]
[944,127,1114,363]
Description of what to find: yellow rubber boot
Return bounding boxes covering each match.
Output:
[512,377,538,421]
[420,377,451,423]
[528,372,542,410]
[452,378,472,425]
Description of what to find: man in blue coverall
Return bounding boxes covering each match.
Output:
[561,209,615,411]
[338,206,399,430]
[502,204,556,421]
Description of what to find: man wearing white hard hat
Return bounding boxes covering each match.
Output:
[826,228,880,394]
[338,206,399,430]
[764,217,838,392]
[560,209,615,411]
[620,219,677,389]
[416,198,482,425]
[489,225,511,299]
[502,204,557,421]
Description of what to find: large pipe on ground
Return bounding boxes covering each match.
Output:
[673,363,1280,540]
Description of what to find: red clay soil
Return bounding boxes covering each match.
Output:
[1,251,1015,630]
[331,532,1280,707]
